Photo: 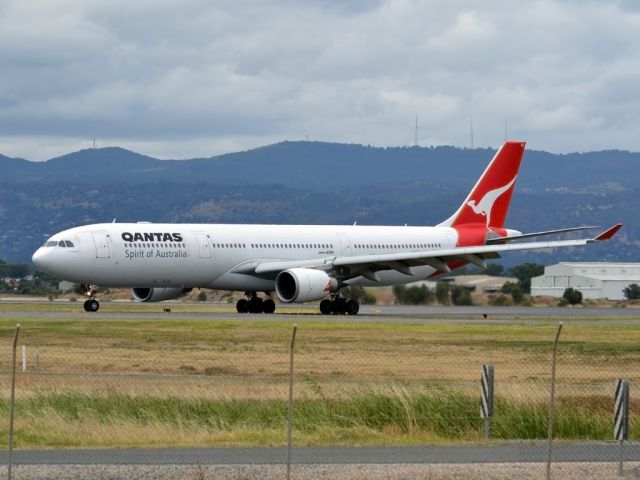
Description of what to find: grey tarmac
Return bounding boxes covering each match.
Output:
[3,445,640,480]
[1,303,640,325]
[3,443,640,465]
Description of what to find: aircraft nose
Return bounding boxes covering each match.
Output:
[32,247,56,275]
[32,248,44,269]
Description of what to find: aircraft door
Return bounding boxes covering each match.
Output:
[445,230,457,248]
[336,233,352,257]
[92,233,110,259]
[195,233,212,258]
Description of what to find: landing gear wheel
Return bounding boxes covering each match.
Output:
[236,298,250,313]
[333,297,347,315]
[249,297,264,313]
[346,299,360,315]
[263,299,276,314]
[319,299,331,315]
[84,299,99,312]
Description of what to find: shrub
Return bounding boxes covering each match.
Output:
[562,287,583,305]
[451,286,472,306]
[623,284,640,300]
[501,281,524,304]
[435,283,450,305]
[489,294,512,306]
[342,286,377,305]
[393,284,433,305]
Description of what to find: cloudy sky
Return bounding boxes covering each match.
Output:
[1,0,639,160]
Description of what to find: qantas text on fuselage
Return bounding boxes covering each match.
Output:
[32,141,622,314]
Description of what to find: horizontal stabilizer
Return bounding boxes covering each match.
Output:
[486,225,598,244]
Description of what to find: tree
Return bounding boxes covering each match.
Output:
[501,281,524,304]
[342,286,377,304]
[197,291,207,301]
[489,294,512,306]
[508,263,545,293]
[451,285,473,306]
[562,287,583,305]
[623,284,640,300]
[0,260,31,278]
[435,282,450,305]
[485,264,505,277]
[392,284,433,305]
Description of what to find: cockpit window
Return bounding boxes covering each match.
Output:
[44,239,74,248]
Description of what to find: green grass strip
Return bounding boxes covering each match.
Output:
[0,389,634,447]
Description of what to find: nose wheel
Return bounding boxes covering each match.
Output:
[83,299,100,312]
[82,283,100,313]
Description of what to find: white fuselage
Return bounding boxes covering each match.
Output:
[32,223,459,291]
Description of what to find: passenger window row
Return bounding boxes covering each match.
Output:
[354,243,441,249]
[124,243,186,248]
[214,243,335,249]
[212,242,439,251]
[250,243,333,249]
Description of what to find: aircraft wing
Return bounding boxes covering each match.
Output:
[245,224,622,281]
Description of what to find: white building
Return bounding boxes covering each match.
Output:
[58,280,76,293]
[531,263,640,300]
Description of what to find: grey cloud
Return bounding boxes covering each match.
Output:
[1,0,640,159]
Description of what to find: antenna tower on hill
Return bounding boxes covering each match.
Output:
[469,120,474,149]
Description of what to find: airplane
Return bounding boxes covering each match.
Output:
[32,141,622,315]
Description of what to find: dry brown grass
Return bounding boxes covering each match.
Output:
[0,313,636,403]
[0,307,637,447]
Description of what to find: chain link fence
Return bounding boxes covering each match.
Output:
[0,307,639,477]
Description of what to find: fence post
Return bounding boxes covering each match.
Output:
[287,324,297,480]
[546,322,563,480]
[8,324,21,480]
[614,378,629,476]
[481,364,494,439]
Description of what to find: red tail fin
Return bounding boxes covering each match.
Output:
[440,141,525,228]
[439,141,525,244]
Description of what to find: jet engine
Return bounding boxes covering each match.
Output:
[131,287,192,302]
[275,268,338,303]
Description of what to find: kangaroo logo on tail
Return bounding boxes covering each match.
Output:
[466,177,516,227]
[437,141,525,244]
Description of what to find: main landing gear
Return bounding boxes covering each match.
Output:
[82,283,100,312]
[236,292,276,314]
[319,295,359,315]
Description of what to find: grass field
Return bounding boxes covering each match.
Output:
[0,302,638,447]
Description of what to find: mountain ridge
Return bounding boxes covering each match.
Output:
[3,141,640,192]
[0,141,636,263]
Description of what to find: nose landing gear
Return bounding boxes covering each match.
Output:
[82,283,100,312]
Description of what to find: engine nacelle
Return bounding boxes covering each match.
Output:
[131,287,192,302]
[275,268,338,303]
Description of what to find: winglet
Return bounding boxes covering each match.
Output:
[593,223,623,241]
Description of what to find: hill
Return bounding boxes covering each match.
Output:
[0,141,637,264]
[4,141,640,193]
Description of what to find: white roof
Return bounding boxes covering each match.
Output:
[556,262,640,268]
[576,275,640,281]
